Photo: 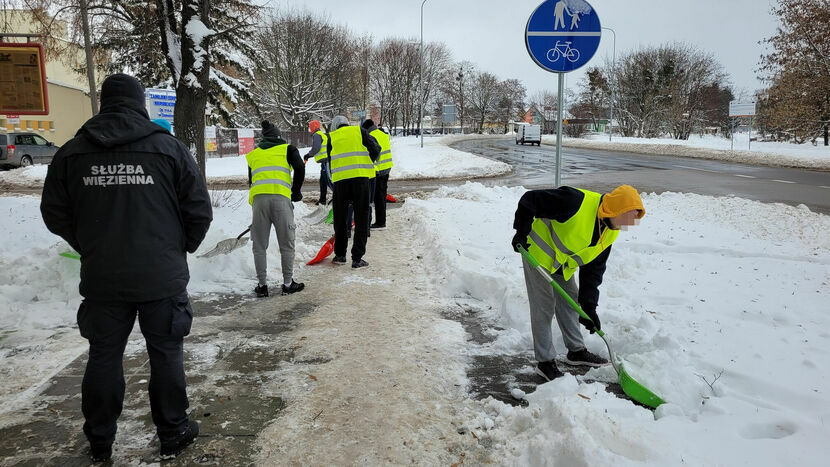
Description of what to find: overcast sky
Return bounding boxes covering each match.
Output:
[269,0,779,99]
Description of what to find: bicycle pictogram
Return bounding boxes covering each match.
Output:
[546,40,580,63]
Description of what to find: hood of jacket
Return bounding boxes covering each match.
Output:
[77,96,167,148]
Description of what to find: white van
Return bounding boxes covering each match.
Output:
[516,123,541,146]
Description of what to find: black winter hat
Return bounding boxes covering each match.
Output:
[261,120,281,138]
[100,73,146,107]
[361,119,375,129]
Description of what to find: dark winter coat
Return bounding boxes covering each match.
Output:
[41,92,213,302]
[513,186,611,313]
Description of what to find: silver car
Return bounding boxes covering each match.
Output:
[0,132,60,169]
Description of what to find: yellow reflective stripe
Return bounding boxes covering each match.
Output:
[251,165,290,177]
[331,164,376,173]
[543,219,584,266]
[252,179,291,188]
[331,151,370,160]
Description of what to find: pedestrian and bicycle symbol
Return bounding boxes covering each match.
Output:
[525,0,601,73]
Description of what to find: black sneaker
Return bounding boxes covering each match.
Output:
[351,259,369,268]
[534,360,564,381]
[281,280,305,295]
[160,420,199,460]
[254,284,268,297]
[332,255,347,265]
[89,443,112,463]
[564,349,610,367]
[370,223,386,230]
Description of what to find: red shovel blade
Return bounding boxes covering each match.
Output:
[386,194,398,203]
[307,235,335,265]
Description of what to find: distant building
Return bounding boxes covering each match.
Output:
[1,10,96,145]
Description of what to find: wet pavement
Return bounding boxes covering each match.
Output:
[0,295,312,466]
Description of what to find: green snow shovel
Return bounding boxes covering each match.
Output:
[517,245,665,409]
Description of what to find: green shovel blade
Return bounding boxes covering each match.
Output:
[60,251,80,260]
[324,209,334,225]
[618,363,665,409]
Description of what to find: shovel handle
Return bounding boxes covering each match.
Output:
[237,228,251,240]
[517,245,604,338]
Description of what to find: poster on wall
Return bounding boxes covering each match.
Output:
[205,125,217,152]
[0,42,49,115]
[238,128,255,156]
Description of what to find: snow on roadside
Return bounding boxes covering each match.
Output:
[0,135,511,188]
[552,132,830,170]
[403,182,830,465]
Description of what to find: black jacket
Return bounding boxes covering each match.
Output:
[41,96,213,302]
[513,186,611,312]
[246,136,305,199]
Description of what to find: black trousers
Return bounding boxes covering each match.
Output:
[333,178,370,261]
[77,291,193,446]
[318,160,330,203]
[373,172,390,226]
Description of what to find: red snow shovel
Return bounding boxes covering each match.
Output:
[386,194,398,203]
[307,235,335,265]
[517,245,666,409]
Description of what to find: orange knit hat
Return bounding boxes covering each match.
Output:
[597,185,645,219]
[309,120,321,133]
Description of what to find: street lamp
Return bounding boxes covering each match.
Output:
[419,0,427,148]
[455,67,464,134]
[601,26,616,142]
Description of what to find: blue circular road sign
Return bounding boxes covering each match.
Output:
[525,0,601,73]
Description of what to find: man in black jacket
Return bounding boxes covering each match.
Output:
[326,115,380,268]
[512,185,644,381]
[41,74,212,462]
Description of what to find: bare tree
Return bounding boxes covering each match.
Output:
[467,71,500,133]
[252,9,353,130]
[759,0,830,145]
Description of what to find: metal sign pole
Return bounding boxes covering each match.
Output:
[748,116,752,151]
[556,72,564,187]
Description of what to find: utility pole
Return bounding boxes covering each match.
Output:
[79,0,98,115]
[419,0,427,148]
[601,27,615,142]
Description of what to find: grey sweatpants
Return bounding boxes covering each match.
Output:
[521,257,585,362]
[251,194,295,286]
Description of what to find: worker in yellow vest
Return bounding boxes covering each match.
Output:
[302,120,331,205]
[246,120,306,297]
[361,119,393,230]
[326,115,380,268]
[512,185,645,381]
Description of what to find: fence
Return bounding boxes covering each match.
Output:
[206,128,313,158]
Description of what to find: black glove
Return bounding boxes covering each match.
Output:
[291,192,303,202]
[578,307,601,334]
[512,232,530,252]
[303,154,312,162]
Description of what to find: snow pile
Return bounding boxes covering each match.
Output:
[549,132,830,170]
[403,182,830,465]
[0,191,318,413]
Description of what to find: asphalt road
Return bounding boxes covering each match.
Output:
[404,137,830,215]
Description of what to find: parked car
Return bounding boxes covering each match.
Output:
[515,123,541,146]
[0,132,60,169]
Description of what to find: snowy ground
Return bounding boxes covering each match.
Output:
[0,134,511,189]
[551,132,830,170]
[1,135,829,464]
[403,182,830,465]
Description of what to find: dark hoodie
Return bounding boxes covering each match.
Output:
[41,74,213,302]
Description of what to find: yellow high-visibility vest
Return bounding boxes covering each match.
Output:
[526,189,619,279]
[371,129,393,172]
[313,130,329,163]
[246,144,292,204]
[328,126,375,182]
